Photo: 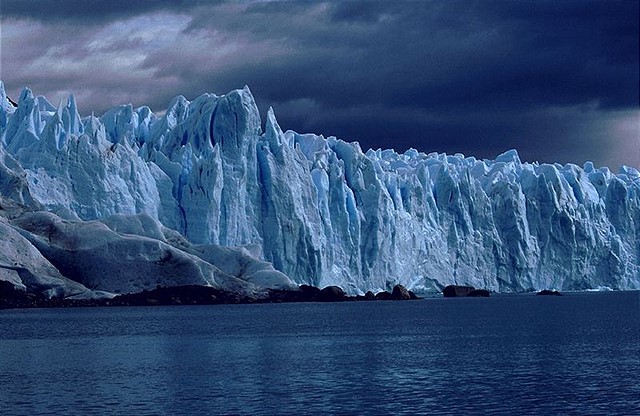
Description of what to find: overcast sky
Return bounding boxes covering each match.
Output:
[1,0,638,169]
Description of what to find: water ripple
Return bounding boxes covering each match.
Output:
[1,291,638,415]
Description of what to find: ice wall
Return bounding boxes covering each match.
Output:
[1,81,638,293]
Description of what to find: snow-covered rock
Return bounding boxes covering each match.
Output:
[2,206,295,297]
[1,81,638,293]
[0,214,88,298]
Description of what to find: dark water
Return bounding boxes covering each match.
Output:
[1,291,639,415]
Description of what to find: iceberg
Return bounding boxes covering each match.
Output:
[0,81,638,295]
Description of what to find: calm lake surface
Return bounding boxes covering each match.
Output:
[1,291,639,415]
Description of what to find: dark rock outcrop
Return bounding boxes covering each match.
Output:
[0,280,105,308]
[442,285,475,297]
[375,291,393,300]
[443,285,491,297]
[1,281,423,309]
[300,284,321,298]
[318,285,346,302]
[537,289,563,296]
[110,285,253,306]
[391,284,411,300]
[0,280,33,308]
[356,290,381,301]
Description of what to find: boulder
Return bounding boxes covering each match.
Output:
[318,285,346,302]
[355,290,378,301]
[391,284,411,300]
[442,285,476,297]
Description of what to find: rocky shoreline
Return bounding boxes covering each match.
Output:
[0,281,420,309]
[0,281,573,309]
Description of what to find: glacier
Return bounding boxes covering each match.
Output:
[0,80,639,296]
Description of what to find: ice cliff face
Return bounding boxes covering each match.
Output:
[1,81,639,294]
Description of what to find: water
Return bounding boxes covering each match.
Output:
[1,291,638,415]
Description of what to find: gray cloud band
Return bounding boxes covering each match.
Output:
[1,0,638,168]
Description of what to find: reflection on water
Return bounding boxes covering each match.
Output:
[1,291,639,415]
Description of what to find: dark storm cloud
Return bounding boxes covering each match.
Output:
[1,0,638,168]
[178,0,638,110]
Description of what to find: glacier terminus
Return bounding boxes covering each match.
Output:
[0,81,638,297]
